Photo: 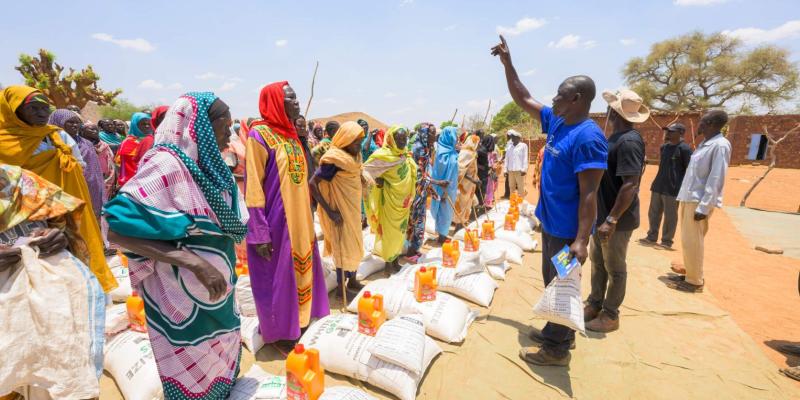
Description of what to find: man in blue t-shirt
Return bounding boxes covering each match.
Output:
[492,35,608,366]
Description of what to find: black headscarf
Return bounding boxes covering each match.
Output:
[207,98,230,122]
[477,134,496,170]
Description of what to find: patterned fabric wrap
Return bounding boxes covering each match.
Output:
[406,126,439,254]
[103,92,245,400]
[363,126,417,262]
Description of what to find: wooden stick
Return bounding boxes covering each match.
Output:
[740,123,800,207]
[483,100,492,126]
[449,108,458,123]
[304,61,319,118]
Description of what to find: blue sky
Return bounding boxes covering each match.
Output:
[1,0,798,125]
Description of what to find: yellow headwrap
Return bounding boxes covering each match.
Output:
[0,86,116,292]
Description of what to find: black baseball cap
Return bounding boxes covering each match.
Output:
[663,123,686,133]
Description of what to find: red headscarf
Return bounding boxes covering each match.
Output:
[251,81,298,140]
[150,105,169,131]
[374,128,386,147]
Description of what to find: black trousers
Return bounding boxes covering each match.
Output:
[540,231,576,357]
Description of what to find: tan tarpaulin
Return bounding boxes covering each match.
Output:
[101,233,799,399]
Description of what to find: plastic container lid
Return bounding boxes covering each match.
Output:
[363,291,372,298]
[294,344,305,354]
[131,290,139,297]
[420,266,427,272]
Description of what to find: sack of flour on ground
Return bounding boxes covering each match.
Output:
[418,247,442,264]
[299,314,441,400]
[370,314,427,375]
[356,254,386,281]
[241,316,265,354]
[393,264,498,307]
[108,260,132,303]
[105,303,129,336]
[532,267,585,334]
[424,210,436,235]
[228,364,286,400]
[320,386,378,400]
[481,239,523,265]
[495,230,538,252]
[487,261,512,281]
[235,275,257,317]
[479,243,506,266]
[454,250,483,277]
[324,267,338,293]
[362,230,376,259]
[346,279,477,343]
[103,331,163,400]
[314,221,324,240]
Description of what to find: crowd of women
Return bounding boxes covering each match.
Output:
[0,81,512,399]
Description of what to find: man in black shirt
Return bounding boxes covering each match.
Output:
[640,123,693,249]
[586,89,647,333]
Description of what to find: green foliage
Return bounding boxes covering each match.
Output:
[440,120,458,129]
[490,101,542,138]
[100,99,142,121]
[15,49,122,108]
[623,32,799,112]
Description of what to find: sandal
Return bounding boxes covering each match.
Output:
[670,264,686,275]
[668,280,703,293]
[781,366,800,381]
[667,275,686,282]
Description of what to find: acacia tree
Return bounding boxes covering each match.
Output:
[16,49,122,108]
[490,101,542,137]
[623,32,798,112]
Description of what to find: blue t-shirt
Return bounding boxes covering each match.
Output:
[535,107,608,239]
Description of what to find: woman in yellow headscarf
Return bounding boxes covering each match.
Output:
[453,134,481,229]
[0,86,116,292]
[309,121,365,297]
[363,125,417,272]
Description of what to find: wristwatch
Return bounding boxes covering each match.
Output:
[605,216,618,225]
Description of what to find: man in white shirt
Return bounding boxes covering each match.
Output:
[669,110,731,293]
[504,129,529,197]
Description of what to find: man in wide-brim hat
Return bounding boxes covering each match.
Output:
[584,88,648,333]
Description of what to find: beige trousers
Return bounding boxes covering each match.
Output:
[507,171,527,197]
[680,201,714,286]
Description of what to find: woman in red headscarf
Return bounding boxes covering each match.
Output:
[244,81,329,346]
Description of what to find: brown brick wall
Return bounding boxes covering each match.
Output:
[586,113,800,169]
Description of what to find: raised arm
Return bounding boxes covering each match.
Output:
[491,35,544,123]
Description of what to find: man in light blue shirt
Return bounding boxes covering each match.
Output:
[669,110,731,293]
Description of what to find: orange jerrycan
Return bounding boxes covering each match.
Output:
[415,266,438,302]
[235,261,249,277]
[358,291,387,336]
[482,220,495,240]
[126,290,147,333]
[286,344,325,400]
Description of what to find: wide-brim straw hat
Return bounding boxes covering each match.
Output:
[602,88,650,124]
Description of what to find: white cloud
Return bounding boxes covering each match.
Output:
[219,82,237,91]
[139,79,182,90]
[722,20,800,45]
[674,0,727,6]
[91,33,155,52]
[496,17,546,37]
[523,69,537,76]
[620,38,637,46]
[138,79,163,90]
[275,39,288,47]
[548,34,596,49]
[444,24,458,32]
[384,92,397,98]
[195,72,222,80]
[399,0,413,6]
